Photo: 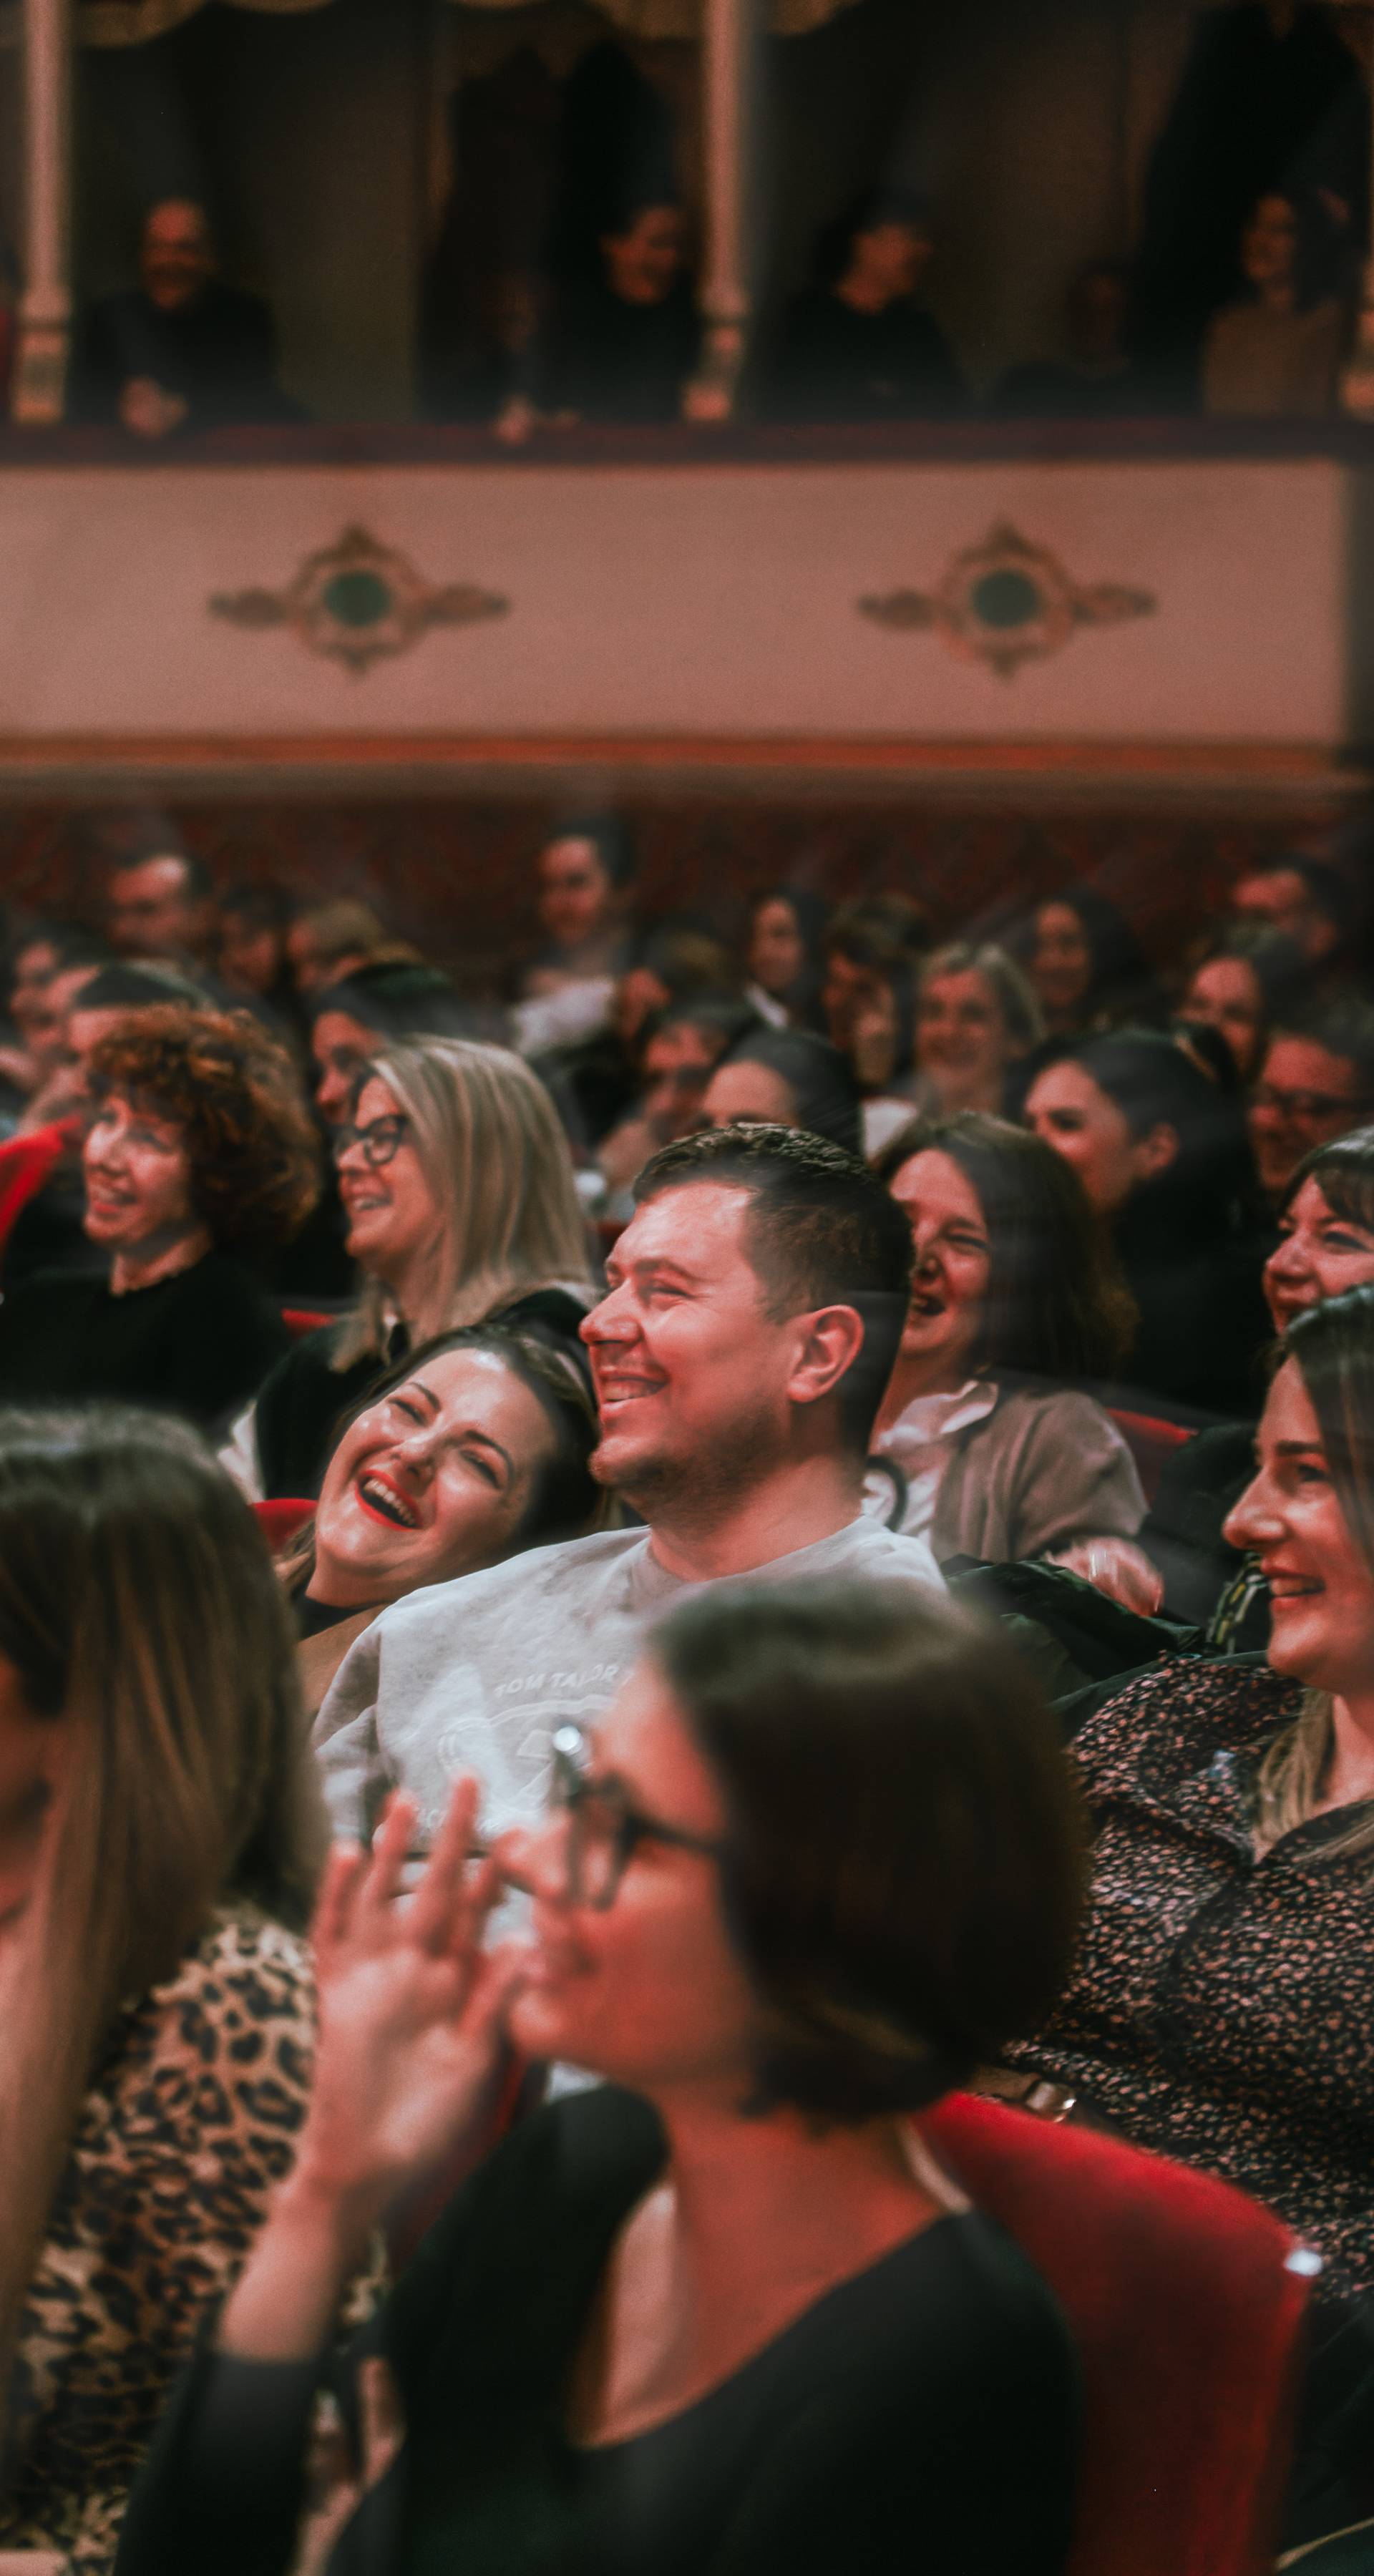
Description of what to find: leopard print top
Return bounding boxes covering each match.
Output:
[0,1904,317,2572]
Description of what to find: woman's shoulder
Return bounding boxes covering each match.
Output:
[985,1381,1121,1440]
[106,1906,314,2096]
[1071,1654,1300,1795]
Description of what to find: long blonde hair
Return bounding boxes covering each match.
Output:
[0,1408,324,2435]
[332,1037,593,1370]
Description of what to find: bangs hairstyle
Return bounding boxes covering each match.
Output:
[872,1110,1135,1380]
[1254,1286,1374,1864]
[0,1407,324,2401]
[280,1323,612,1593]
[1280,1124,1374,1236]
[632,1123,914,1453]
[655,1579,1084,2123]
[86,1004,320,1252]
[333,1036,594,1370]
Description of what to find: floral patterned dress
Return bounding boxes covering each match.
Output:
[1004,1657,1374,2301]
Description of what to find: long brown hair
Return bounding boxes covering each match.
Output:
[0,1407,324,2430]
[1253,1285,1374,1860]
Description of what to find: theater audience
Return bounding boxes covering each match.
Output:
[1228,855,1358,989]
[1025,1029,1272,1418]
[118,1582,1081,2576]
[819,899,926,1152]
[512,816,638,1055]
[701,1025,862,1156]
[73,197,295,436]
[306,964,480,1126]
[911,941,1043,1118]
[1202,188,1346,417]
[744,887,830,1030]
[216,881,298,1015]
[1180,924,1309,1080]
[0,1406,327,2570]
[106,847,216,970]
[226,1036,594,1501]
[869,1113,1145,1574]
[1018,885,1161,1039]
[281,1326,604,1717]
[313,1124,942,1843]
[0,1008,316,1434]
[597,997,757,1202]
[1002,1284,1374,2315]
[768,186,964,421]
[288,900,396,996]
[1248,1003,1374,1204]
[525,197,700,426]
[993,260,1143,419]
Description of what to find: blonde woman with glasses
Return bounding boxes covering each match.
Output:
[0,1405,330,2575]
[222,1037,596,1502]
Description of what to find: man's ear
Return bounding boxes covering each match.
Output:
[1131,1120,1179,1184]
[785,1304,866,1409]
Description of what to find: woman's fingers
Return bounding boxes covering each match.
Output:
[311,1840,366,1963]
[406,1777,482,1956]
[354,1791,419,1934]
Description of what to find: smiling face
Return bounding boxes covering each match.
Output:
[640,1025,723,1146]
[602,205,687,306]
[749,899,806,998]
[1184,955,1266,1079]
[107,855,206,961]
[1224,1358,1374,1701]
[537,836,615,952]
[1248,1034,1369,1200]
[1024,1059,1170,1214]
[505,1655,754,2092]
[915,969,1013,1110]
[1029,903,1093,1023]
[886,1149,990,1394]
[311,1010,376,1126]
[1264,1175,1374,1331]
[333,1074,439,1293]
[311,1346,557,1609]
[581,1181,804,1507]
[82,1091,198,1254]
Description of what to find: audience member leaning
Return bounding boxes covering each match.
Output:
[1002,1285,1374,2318]
[119,1582,1081,2576]
[869,1112,1145,1576]
[701,1024,863,1156]
[281,1325,605,1717]
[73,197,295,437]
[1248,1002,1374,1206]
[1025,1029,1272,1419]
[313,1124,942,1844]
[910,940,1043,1118]
[596,996,759,1203]
[0,1407,326,2570]
[0,1008,316,1434]
[225,1036,594,1501]
[768,185,965,422]
[1180,923,1310,1083]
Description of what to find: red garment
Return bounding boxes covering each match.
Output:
[0,1118,79,1266]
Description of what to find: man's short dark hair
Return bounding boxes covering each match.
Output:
[108,848,213,903]
[1251,854,1355,936]
[543,813,636,892]
[1270,999,1374,1099]
[75,962,210,1013]
[632,1123,913,1453]
[306,963,475,1045]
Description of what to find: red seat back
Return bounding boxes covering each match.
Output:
[924,2092,1310,2576]
[281,1307,336,1342]
[253,1497,315,1551]
[1107,1406,1195,1505]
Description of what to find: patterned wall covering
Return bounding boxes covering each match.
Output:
[0,789,1338,995]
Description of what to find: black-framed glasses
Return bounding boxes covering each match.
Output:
[548,1722,725,1912]
[332,1111,411,1169]
[1251,1085,1371,1126]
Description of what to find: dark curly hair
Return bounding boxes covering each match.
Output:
[86,1005,320,1253]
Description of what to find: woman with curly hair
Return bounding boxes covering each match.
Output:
[0,1005,318,1433]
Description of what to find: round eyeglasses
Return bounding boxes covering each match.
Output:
[332,1111,411,1169]
[547,1722,725,1912]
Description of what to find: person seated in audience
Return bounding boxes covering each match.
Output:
[1179,922,1310,1082]
[1202,188,1347,418]
[106,845,216,970]
[216,879,298,1018]
[910,940,1043,1118]
[287,899,396,995]
[313,1124,942,1845]
[280,1324,603,1717]
[1025,1028,1272,1419]
[0,1007,316,1433]
[306,962,482,1126]
[993,259,1144,418]
[522,195,700,428]
[118,1580,1081,2576]
[0,921,109,1119]
[767,185,965,422]
[1227,854,1359,992]
[819,898,927,1154]
[1015,884,1161,1039]
[701,1024,862,1156]
[223,1035,595,1502]
[869,1112,1147,1582]
[1142,1123,1374,1639]
[72,196,296,437]
[1001,1287,1374,2308]
[0,1406,328,2571]
[1248,1002,1374,1204]
[597,996,758,1203]
[7,949,107,1130]
[743,886,831,1028]
[539,927,744,1162]
[512,815,638,1054]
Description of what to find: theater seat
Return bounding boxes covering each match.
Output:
[1107,1406,1195,1506]
[923,2092,1312,2576]
[281,1306,336,1340]
[252,1496,314,1551]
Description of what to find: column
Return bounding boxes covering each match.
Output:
[1340,0,1374,416]
[11,0,73,426]
[683,0,764,422]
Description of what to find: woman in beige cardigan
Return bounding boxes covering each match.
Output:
[869,1113,1151,1596]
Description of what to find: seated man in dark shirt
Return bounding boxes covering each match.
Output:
[767,184,965,423]
[73,197,296,436]
[518,196,700,429]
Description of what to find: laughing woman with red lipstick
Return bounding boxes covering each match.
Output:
[0,1007,316,1434]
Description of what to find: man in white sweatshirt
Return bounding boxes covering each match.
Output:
[313,1123,942,1845]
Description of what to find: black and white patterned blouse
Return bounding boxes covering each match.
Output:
[1005,1656,1374,2301]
